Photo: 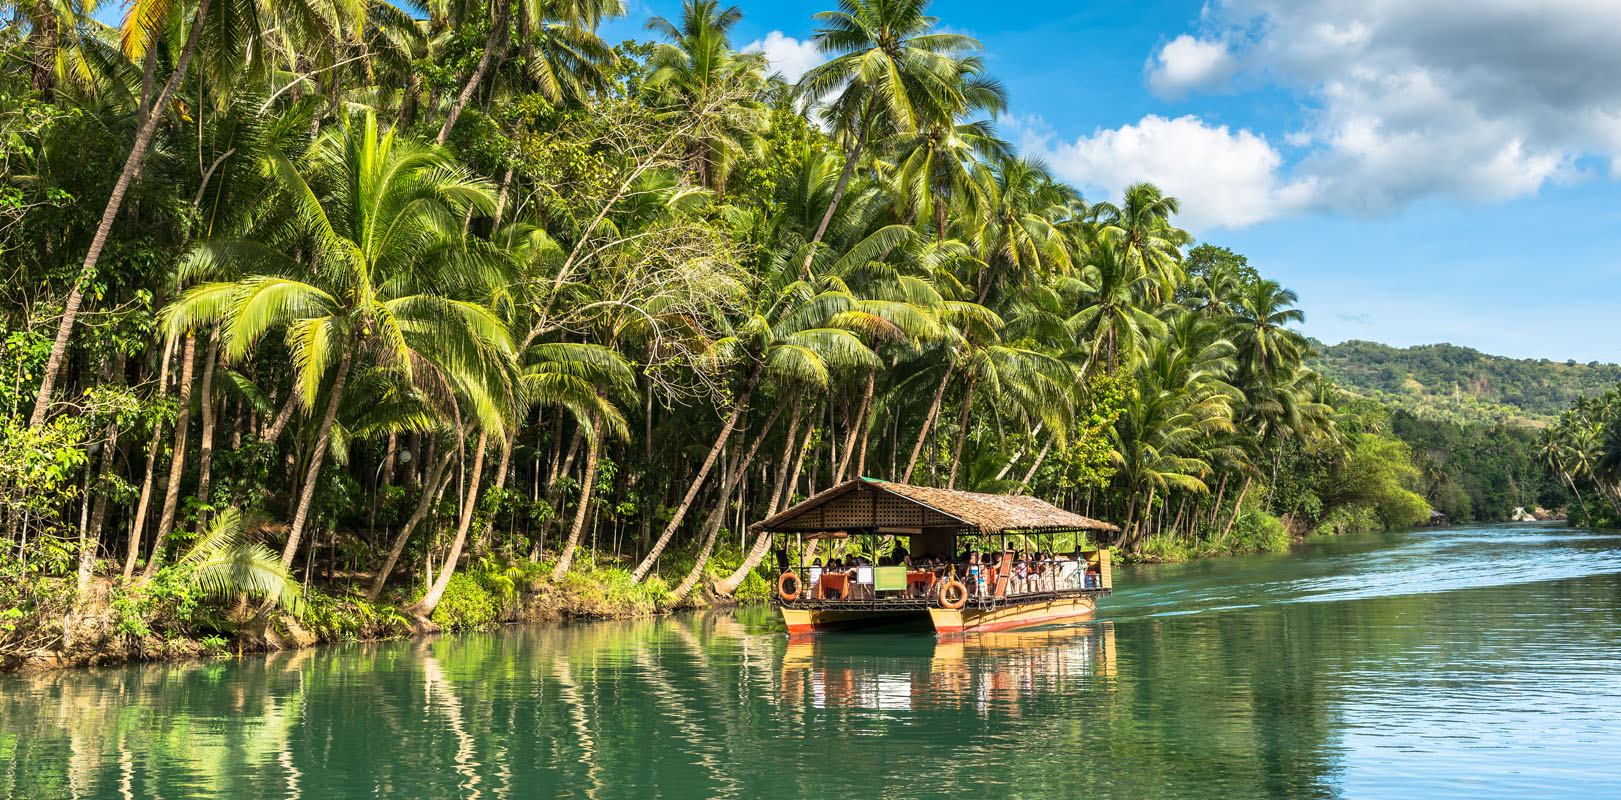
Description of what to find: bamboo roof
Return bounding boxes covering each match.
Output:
[751,478,1119,535]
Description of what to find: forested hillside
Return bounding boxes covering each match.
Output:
[1312,341,1621,425]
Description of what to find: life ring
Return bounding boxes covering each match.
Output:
[777,572,802,601]
[938,579,968,610]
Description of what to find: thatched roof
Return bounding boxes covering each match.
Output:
[752,478,1118,535]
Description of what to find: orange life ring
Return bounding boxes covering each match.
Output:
[938,579,968,610]
[777,572,802,601]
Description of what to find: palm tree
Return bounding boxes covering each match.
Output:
[28,0,216,428]
[1063,234,1164,375]
[165,111,513,570]
[644,0,768,193]
[435,0,623,144]
[1093,182,1190,298]
[885,118,1007,239]
[966,154,1070,304]
[795,0,982,270]
[1230,279,1308,383]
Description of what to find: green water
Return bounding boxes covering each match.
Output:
[5,523,1621,799]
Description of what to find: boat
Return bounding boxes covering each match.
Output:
[760,478,1118,635]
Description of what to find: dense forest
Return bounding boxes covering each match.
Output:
[1540,387,1621,529]
[0,0,1475,661]
[1313,340,1621,426]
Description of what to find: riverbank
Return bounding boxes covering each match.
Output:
[0,551,773,675]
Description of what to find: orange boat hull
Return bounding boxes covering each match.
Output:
[927,596,1097,634]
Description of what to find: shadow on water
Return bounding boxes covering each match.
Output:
[3,522,1621,799]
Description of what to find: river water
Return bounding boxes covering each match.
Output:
[4,522,1621,799]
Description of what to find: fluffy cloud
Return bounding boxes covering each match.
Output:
[742,31,824,84]
[1138,0,1621,216]
[1145,35,1238,99]
[1019,115,1316,232]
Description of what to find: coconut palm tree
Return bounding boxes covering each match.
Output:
[1092,182,1190,298]
[795,0,983,270]
[1063,234,1164,375]
[435,0,623,144]
[1230,279,1308,383]
[164,110,513,570]
[643,0,768,193]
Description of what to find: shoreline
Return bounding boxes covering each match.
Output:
[1,569,752,676]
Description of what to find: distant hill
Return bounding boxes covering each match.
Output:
[1309,340,1621,426]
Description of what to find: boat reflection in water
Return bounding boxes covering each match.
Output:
[779,623,1116,715]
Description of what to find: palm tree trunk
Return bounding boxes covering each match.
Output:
[473,430,517,558]
[435,0,509,145]
[27,13,57,101]
[672,397,786,601]
[716,392,802,596]
[631,366,760,582]
[834,371,872,482]
[551,417,604,580]
[800,109,871,277]
[946,380,976,489]
[141,334,198,580]
[1563,472,1591,525]
[28,0,213,428]
[780,403,817,511]
[280,340,355,567]
[854,371,875,479]
[1018,437,1054,487]
[1219,477,1253,542]
[193,331,220,526]
[122,332,177,578]
[409,431,490,619]
[263,389,299,443]
[80,353,125,594]
[368,444,453,602]
[904,366,952,482]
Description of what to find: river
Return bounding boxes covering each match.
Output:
[3,522,1620,798]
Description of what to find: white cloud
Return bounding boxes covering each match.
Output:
[1019,114,1316,232]
[1156,0,1621,214]
[742,31,824,84]
[1145,35,1238,98]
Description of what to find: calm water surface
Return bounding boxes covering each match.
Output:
[5,523,1621,799]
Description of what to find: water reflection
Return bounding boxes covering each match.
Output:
[3,524,1621,799]
[780,625,1116,715]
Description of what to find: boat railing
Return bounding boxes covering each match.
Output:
[777,553,1112,609]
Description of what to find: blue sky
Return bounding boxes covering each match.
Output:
[601,0,1621,362]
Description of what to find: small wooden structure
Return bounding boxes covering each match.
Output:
[760,478,1119,634]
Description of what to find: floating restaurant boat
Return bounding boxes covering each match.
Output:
[760,478,1118,635]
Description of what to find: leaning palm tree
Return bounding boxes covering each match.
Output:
[795,0,983,270]
[435,0,623,144]
[165,110,513,570]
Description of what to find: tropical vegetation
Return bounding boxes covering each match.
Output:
[0,0,1454,665]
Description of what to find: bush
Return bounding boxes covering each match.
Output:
[559,566,671,614]
[1229,510,1290,553]
[734,569,772,603]
[429,573,500,631]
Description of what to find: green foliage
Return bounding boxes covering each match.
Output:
[1313,340,1621,425]
[430,574,501,632]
